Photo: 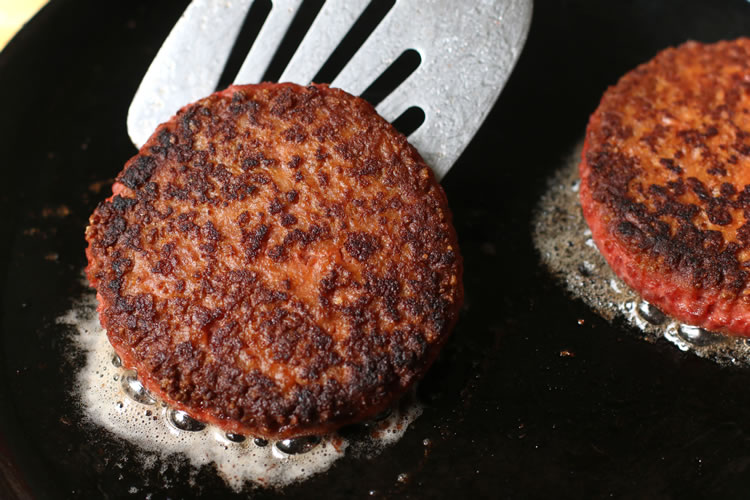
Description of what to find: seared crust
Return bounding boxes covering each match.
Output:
[85,83,462,438]
[580,38,750,335]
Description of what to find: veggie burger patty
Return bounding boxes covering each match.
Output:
[85,83,463,438]
[580,38,750,336]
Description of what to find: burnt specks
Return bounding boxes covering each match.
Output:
[120,155,156,189]
[283,124,307,143]
[99,215,127,247]
[707,200,733,226]
[281,213,297,227]
[241,151,276,171]
[85,82,462,439]
[344,232,379,262]
[230,90,247,114]
[270,86,298,117]
[287,155,302,169]
[660,157,683,174]
[242,223,270,261]
[269,197,283,215]
[110,195,137,213]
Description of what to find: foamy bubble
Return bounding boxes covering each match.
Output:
[58,290,423,491]
[531,140,750,366]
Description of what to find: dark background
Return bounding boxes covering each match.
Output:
[3,0,750,498]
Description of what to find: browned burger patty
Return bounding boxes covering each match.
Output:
[580,38,750,336]
[85,83,463,438]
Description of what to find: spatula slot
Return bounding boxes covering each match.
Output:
[262,0,326,82]
[217,0,273,90]
[391,106,425,138]
[313,0,396,84]
[360,48,421,107]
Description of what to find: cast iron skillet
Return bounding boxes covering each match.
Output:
[4,1,750,498]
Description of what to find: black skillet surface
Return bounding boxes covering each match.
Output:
[4,0,750,498]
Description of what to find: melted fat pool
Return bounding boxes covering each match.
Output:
[58,290,422,491]
[532,140,750,367]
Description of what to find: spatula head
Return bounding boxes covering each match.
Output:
[127,0,533,179]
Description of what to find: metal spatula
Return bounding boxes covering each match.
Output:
[127,0,532,180]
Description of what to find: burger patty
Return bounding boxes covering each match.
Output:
[85,82,463,438]
[580,38,750,336]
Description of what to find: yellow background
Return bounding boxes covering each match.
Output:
[0,0,48,50]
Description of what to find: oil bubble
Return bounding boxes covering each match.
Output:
[275,436,321,455]
[636,301,667,326]
[225,433,245,443]
[168,409,206,432]
[121,371,156,405]
[677,324,722,347]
